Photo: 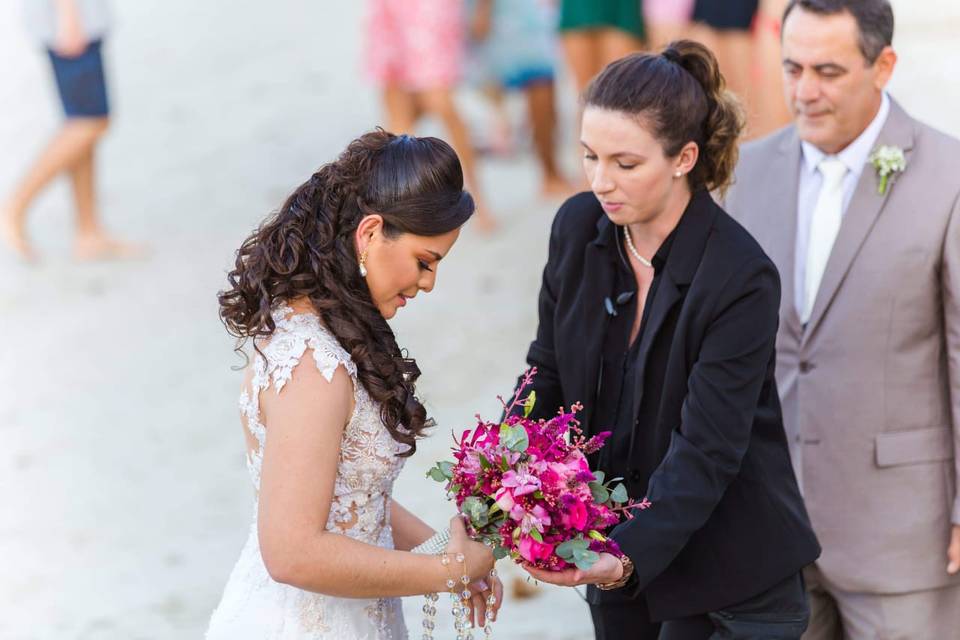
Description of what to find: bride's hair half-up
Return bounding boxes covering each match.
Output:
[218,129,474,456]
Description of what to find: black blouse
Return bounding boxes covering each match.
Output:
[591,224,676,498]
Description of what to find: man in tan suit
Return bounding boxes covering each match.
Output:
[725,0,960,637]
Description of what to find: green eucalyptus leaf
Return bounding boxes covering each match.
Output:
[610,483,629,504]
[438,461,454,479]
[426,467,447,482]
[500,423,529,453]
[590,482,610,503]
[556,537,588,561]
[493,545,510,560]
[555,540,575,560]
[573,548,600,571]
[592,470,606,485]
[462,496,489,527]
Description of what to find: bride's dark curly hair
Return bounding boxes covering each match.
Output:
[218,129,474,456]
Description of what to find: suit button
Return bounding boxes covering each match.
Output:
[630,469,643,482]
[799,361,815,374]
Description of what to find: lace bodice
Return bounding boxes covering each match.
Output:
[207,307,409,639]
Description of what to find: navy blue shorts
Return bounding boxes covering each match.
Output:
[47,39,110,118]
[693,0,759,31]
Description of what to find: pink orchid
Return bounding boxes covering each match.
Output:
[501,468,541,496]
[519,504,552,534]
[494,487,516,512]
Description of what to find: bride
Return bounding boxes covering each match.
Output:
[207,130,501,639]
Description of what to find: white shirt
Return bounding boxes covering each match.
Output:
[22,0,112,46]
[795,92,891,317]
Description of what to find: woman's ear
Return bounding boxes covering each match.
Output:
[354,214,384,254]
[677,142,700,177]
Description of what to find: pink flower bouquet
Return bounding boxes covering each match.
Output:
[427,369,651,571]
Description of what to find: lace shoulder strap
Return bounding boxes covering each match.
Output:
[254,307,358,394]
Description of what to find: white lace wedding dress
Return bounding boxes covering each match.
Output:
[206,308,409,639]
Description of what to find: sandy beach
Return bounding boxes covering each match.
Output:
[1,1,958,638]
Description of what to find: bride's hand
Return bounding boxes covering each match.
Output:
[447,515,495,580]
[446,516,499,627]
[465,571,503,629]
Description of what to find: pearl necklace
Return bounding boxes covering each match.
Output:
[623,225,653,268]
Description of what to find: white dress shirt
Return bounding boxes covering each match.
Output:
[795,92,891,317]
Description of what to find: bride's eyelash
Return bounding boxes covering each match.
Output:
[418,260,433,272]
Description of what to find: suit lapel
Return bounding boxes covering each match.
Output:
[803,100,916,341]
[630,192,717,423]
[574,221,617,429]
[771,132,804,339]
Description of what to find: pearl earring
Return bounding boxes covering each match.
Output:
[675,171,683,178]
[358,250,368,277]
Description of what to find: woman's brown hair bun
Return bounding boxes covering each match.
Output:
[584,40,745,196]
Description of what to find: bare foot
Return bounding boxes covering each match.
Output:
[540,175,577,201]
[73,233,148,262]
[1,209,37,262]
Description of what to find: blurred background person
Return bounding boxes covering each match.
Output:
[753,0,793,136]
[726,1,960,637]
[365,0,498,233]
[469,0,574,199]
[642,0,694,50]
[2,0,141,262]
[557,0,644,95]
[688,0,760,134]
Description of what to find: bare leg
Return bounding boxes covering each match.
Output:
[754,0,791,137]
[597,28,643,67]
[70,143,145,261]
[560,30,602,95]
[382,86,419,134]
[646,21,690,51]
[481,82,513,156]
[418,87,497,233]
[2,117,108,260]
[689,25,756,135]
[716,31,756,136]
[560,30,603,190]
[524,80,573,199]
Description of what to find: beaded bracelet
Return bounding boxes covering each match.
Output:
[412,529,497,639]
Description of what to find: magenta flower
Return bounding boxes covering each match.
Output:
[560,494,589,531]
[518,536,555,563]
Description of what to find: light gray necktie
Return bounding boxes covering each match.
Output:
[802,157,848,324]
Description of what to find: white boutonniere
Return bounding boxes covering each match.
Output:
[868,145,906,196]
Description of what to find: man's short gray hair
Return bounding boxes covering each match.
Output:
[783,0,894,64]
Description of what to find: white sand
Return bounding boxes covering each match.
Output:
[1,1,957,638]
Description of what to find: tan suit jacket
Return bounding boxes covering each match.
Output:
[725,99,960,594]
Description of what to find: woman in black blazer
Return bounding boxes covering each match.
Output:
[519,42,820,639]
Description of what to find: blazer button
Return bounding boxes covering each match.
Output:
[799,361,815,374]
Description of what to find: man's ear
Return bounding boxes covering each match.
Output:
[872,46,897,90]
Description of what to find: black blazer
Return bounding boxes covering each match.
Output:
[520,191,821,621]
